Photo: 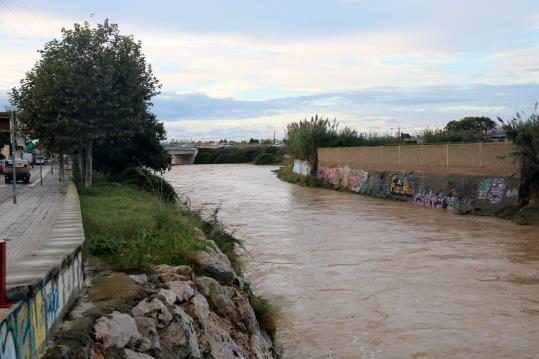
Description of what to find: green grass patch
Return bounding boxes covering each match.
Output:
[472,204,539,225]
[243,282,276,337]
[79,182,206,270]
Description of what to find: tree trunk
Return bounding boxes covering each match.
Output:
[58,150,65,182]
[84,139,93,188]
[78,142,86,184]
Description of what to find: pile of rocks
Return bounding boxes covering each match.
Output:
[90,264,276,359]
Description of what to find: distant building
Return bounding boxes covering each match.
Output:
[486,128,507,141]
[0,111,25,159]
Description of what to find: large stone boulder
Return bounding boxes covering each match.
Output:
[129,274,148,285]
[195,277,241,327]
[224,286,259,335]
[166,280,195,302]
[158,288,178,306]
[134,317,161,352]
[200,312,247,359]
[124,348,156,359]
[159,306,201,359]
[194,242,237,286]
[250,330,274,359]
[94,311,142,349]
[151,264,194,282]
[186,293,210,330]
[132,298,173,329]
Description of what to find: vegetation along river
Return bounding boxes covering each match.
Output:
[165,164,539,359]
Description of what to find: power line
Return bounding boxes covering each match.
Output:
[0,0,41,38]
[15,0,47,30]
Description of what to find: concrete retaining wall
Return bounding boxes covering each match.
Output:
[318,142,519,176]
[0,182,85,358]
[292,143,520,212]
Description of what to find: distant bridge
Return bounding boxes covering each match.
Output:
[166,146,198,165]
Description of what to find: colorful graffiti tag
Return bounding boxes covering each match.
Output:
[390,173,415,196]
[317,166,340,186]
[317,166,369,192]
[0,252,82,359]
[477,177,506,204]
[346,168,369,193]
[292,160,311,177]
[415,191,456,210]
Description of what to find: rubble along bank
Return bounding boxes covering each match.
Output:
[43,180,278,358]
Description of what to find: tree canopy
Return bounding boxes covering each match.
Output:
[499,107,539,208]
[445,116,496,133]
[10,20,166,186]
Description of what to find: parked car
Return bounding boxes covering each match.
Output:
[4,160,31,184]
[0,161,4,175]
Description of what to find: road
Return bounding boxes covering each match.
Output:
[0,165,67,268]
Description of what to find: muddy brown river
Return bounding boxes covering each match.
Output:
[165,164,539,359]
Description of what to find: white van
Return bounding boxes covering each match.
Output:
[35,156,46,165]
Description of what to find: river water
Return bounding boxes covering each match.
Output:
[165,164,539,359]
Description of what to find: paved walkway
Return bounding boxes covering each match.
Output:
[0,168,67,268]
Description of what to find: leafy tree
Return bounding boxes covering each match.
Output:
[286,115,338,174]
[249,138,259,144]
[11,20,161,187]
[446,116,496,133]
[498,107,539,208]
[93,113,171,173]
[331,126,364,147]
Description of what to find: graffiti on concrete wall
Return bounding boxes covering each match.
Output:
[415,191,456,210]
[506,188,518,198]
[317,166,340,186]
[292,160,311,177]
[346,168,369,193]
[0,252,82,359]
[390,173,415,196]
[477,177,506,204]
[0,321,17,359]
[315,162,517,212]
[317,166,369,192]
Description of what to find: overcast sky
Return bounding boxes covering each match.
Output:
[1,0,538,140]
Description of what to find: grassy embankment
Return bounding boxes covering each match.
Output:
[195,146,285,165]
[473,205,539,225]
[77,170,274,332]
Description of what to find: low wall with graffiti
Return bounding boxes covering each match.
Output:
[316,164,519,212]
[0,182,85,358]
[318,142,518,176]
[312,142,520,212]
[292,159,311,176]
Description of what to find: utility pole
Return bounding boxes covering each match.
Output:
[390,124,401,144]
[9,109,17,204]
[273,130,276,145]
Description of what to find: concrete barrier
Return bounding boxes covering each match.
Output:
[292,143,521,212]
[318,142,518,176]
[0,182,84,358]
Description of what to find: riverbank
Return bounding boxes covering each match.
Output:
[195,146,284,165]
[43,176,278,358]
[277,163,539,225]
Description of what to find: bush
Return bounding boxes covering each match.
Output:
[195,146,284,165]
[421,129,484,143]
[118,167,178,203]
[253,152,279,165]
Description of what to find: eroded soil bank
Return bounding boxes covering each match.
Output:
[166,164,539,359]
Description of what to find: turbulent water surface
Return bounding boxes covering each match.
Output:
[165,164,539,359]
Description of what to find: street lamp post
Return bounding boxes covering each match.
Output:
[9,109,17,205]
